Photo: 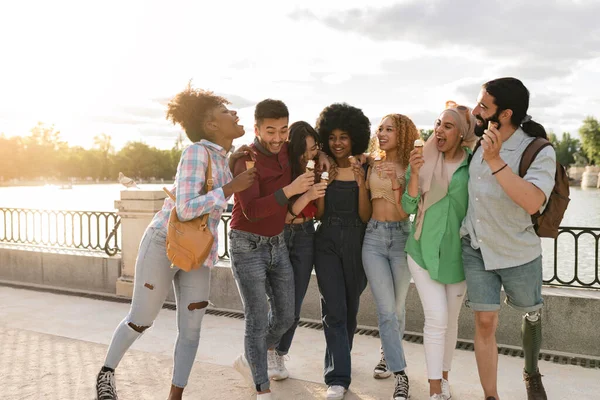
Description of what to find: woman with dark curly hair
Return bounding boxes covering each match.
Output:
[268,121,328,379]
[95,84,256,400]
[314,103,371,400]
[362,114,420,400]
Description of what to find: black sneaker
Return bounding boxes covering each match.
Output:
[392,372,409,400]
[373,352,392,379]
[524,369,547,400]
[96,369,118,400]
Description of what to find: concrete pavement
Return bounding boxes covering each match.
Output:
[0,286,598,400]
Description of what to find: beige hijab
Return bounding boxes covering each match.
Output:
[413,102,477,240]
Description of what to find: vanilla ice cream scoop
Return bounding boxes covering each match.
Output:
[306,160,315,170]
[414,139,424,154]
[321,171,329,182]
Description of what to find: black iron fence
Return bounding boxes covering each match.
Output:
[545,226,600,288]
[0,208,598,289]
[0,208,120,256]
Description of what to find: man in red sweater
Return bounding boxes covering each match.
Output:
[230,99,314,400]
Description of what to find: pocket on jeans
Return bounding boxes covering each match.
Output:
[231,238,258,252]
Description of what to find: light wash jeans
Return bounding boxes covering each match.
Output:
[361,219,412,373]
[104,227,211,388]
[229,229,295,392]
[408,255,466,379]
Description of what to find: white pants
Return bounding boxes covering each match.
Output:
[407,255,466,379]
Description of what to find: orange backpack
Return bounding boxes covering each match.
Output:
[518,138,570,238]
[162,149,215,271]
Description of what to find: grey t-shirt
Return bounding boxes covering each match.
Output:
[460,128,556,270]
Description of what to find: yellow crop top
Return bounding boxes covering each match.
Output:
[367,162,406,204]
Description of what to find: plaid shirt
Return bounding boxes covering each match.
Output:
[149,139,233,268]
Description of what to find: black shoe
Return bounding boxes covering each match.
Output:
[486,397,497,400]
[523,369,547,400]
[96,369,118,400]
[392,372,409,400]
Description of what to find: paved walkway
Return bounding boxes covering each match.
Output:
[0,286,598,400]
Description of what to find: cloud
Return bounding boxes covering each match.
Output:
[293,0,600,82]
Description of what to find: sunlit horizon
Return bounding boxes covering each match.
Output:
[1,0,599,151]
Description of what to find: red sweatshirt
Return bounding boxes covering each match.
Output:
[230,139,291,237]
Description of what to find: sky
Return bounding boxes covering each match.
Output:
[0,0,599,150]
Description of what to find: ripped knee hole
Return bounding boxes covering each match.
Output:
[188,301,209,311]
[128,322,150,333]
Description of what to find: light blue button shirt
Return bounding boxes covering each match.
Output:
[460,128,556,270]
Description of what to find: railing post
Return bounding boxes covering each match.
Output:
[114,190,166,298]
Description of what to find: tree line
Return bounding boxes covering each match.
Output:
[0,117,598,183]
[0,123,183,182]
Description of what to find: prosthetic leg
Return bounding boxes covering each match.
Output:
[521,310,547,400]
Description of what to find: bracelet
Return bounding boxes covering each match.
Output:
[492,163,508,175]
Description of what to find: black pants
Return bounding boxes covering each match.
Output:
[314,222,367,389]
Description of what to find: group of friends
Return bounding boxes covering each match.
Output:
[95,77,556,400]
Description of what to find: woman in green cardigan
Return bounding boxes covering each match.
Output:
[401,101,476,400]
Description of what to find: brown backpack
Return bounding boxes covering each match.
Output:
[162,148,215,272]
[518,138,570,238]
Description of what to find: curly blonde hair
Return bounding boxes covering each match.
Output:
[373,114,420,168]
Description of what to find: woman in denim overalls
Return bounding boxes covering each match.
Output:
[313,103,372,400]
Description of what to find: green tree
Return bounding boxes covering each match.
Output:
[93,133,115,179]
[548,132,581,167]
[579,116,600,165]
[420,129,433,141]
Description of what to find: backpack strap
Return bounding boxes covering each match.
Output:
[204,148,213,192]
[468,138,483,163]
[518,138,552,178]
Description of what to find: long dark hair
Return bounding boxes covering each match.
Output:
[288,121,319,179]
[483,77,547,139]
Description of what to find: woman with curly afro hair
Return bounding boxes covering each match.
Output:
[362,114,420,400]
[95,84,256,400]
[313,103,372,400]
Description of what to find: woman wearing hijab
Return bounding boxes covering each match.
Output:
[401,101,477,400]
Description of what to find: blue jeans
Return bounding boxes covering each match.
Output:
[229,229,295,392]
[276,220,316,355]
[104,227,211,388]
[362,219,412,373]
[315,219,367,389]
[461,236,544,312]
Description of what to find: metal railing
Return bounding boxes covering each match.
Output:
[545,226,600,288]
[0,208,598,289]
[0,208,120,256]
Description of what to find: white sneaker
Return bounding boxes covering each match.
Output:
[373,350,392,379]
[233,354,253,388]
[326,385,347,400]
[267,350,289,380]
[441,378,451,399]
[257,392,272,399]
[429,394,445,400]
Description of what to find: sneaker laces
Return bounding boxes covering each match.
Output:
[393,373,409,398]
[276,353,289,370]
[97,370,118,400]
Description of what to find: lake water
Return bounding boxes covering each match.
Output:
[0,184,598,285]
